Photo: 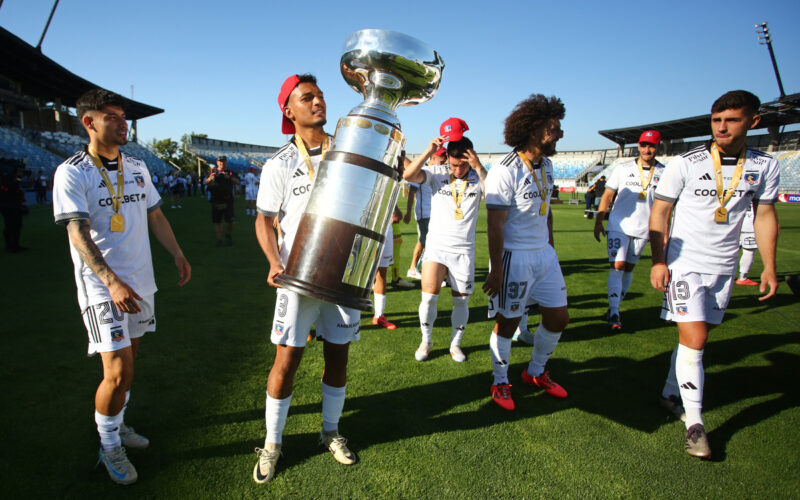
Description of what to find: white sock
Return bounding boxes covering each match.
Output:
[95,410,123,451]
[607,269,623,314]
[321,382,346,433]
[661,346,680,398]
[489,332,511,385]
[119,391,131,424]
[528,324,562,377]
[265,393,292,445]
[739,249,755,280]
[450,296,469,347]
[419,292,438,343]
[374,293,386,318]
[621,271,634,300]
[676,344,704,428]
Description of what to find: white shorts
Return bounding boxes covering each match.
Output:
[660,269,733,325]
[270,289,361,347]
[379,223,393,268]
[607,231,648,264]
[423,247,475,294]
[246,187,258,201]
[82,295,156,355]
[488,246,567,318]
[740,232,757,251]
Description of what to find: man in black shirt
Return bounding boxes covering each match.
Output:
[584,175,606,218]
[205,155,240,246]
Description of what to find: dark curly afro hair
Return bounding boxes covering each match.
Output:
[503,94,565,150]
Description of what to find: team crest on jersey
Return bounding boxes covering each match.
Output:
[744,172,760,185]
[273,323,284,335]
[510,302,520,312]
[676,305,688,316]
[135,175,145,187]
[110,326,125,342]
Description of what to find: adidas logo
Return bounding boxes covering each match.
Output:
[524,178,532,186]
[609,293,618,298]
[292,169,305,178]
[699,173,712,181]
[628,173,637,177]
[681,382,698,390]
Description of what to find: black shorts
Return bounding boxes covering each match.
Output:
[211,200,234,223]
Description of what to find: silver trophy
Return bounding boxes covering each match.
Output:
[274,29,444,311]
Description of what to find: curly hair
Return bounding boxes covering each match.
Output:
[76,89,126,118]
[503,94,565,149]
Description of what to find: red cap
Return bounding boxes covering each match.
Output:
[433,147,447,156]
[439,117,469,142]
[638,130,661,145]
[278,75,301,134]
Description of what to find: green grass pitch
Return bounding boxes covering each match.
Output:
[2,194,799,498]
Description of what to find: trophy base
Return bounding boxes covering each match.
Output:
[273,273,374,312]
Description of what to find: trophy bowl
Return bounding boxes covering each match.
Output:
[274,29,444,311]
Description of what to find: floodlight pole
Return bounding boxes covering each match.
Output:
[755,22,786,98]
[35,0,61,51]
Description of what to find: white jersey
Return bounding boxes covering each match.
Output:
[53,148,162,310]
[257,137,328,264]
[484,151,553,250]
[654,144,780,275]
[410,177,432,220]
[245,171,257,191]
[422,164,483,254]
[605,159,665,239]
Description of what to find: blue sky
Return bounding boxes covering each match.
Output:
[1,0,798,153]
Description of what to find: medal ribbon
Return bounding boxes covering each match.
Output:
[87,147,124,214]
[709,142,745,211]
[295,135,330,182]
[636,158,656,195]
[516,151,548,208]
[449,173,468,214]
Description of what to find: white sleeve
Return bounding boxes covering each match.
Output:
[654,157,685,203]
[484,166,514,209]
[755,158,780,204]
[52,165,89,225]
[256,159,285,216]
[143,167,162,212]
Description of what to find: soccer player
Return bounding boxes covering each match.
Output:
[372,205,405,329]
[594,130,666,330]
[253,74,359,483]
[244,166,259,216]
[650,90,780,459]
[482,94,570,411]
[403,130,486,362]
[52,89,191,485]
[735,201,758,285]
[205,156,241,246]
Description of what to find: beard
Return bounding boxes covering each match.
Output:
[542,140,557,157]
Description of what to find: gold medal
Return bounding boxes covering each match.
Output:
[539,202,548,216]
[638,191,646,200]
[454,208,463,220]
[714,206,728,224]
[110,213,125,232]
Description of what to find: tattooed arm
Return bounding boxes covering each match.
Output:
[66,219,142,313]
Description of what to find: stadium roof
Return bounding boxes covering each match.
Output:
[598,93,800,146]
[0,27,163,120]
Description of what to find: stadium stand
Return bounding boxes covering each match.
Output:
[185,135,278,172]
[776,150,800,192]
[0,127,62,173]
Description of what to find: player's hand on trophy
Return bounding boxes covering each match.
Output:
[482,268,503,298]
[759,269,778,301]
[650,263,669,292]
[593,221,606,241]
[108,278,143,313]
[268,263,285,288]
